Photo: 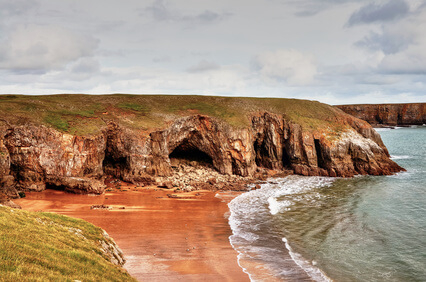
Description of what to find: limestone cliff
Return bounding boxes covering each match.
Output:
[0,95,404,196]
[337,103,426,126]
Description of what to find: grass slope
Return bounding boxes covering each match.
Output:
[0,94,345,135]
[0,205,135,282]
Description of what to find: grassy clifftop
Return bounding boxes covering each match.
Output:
[0,94,344,135]
[0,205,135,281]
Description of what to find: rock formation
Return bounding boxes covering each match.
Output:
[0,99,404,197]
[337,103,426,126]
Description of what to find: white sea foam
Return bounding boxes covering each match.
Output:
[228,175,335,281]
[374,128,391,132]
[390,155,412,160]
[268,197,292,215]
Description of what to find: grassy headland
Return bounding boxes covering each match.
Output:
[0,94,345,136]
[0,205,135,281]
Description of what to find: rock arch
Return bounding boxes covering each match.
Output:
[163,115,254,176]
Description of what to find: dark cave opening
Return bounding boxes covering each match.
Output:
[253,139,272,169]
[375,114,383,124]
[103,155,127,179]
[45,183,66,191]
[254,138,292,169]
[397,113,403,125]
[169,141,213,168]
[282,144,291,168]
[314,139,325,169]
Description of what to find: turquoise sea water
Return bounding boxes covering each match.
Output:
[229,126,426,281]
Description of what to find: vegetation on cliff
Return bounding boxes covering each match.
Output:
[0,94,345,135]
[0,205,135,282]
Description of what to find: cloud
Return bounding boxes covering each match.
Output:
[187,60,220,73]
[0,0,38,17]
[289,0,359,17]
[347,0,410,26]
[379,50,426,74]
[253,50,317,86]
[352,3,426,75]
[355,29,414,54]
[143,0,231,25]
[0,24,99,73]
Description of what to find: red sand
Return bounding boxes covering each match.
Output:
[15,185,249,282]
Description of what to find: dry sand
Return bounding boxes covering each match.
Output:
[15,183,250,282]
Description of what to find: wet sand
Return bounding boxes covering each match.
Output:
[15,184,249,282]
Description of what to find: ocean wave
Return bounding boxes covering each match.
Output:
[282,237,332,282]
[268,197,292,215]
[228,175,335,281]
[390,155,412,160]
[374,128,391,132]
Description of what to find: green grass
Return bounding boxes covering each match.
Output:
[0,94,349,135]
[117,102,150,113]
[0,205,136,282]
[44,114,69,132]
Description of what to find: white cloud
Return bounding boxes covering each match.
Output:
[253,50,317,86]
[0,24,98,73]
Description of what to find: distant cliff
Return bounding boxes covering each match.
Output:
[337,103,426,126]
[0,95,404,197]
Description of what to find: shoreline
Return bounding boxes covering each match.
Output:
[15,183,250,281]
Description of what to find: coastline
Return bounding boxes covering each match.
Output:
[15,183,250,282]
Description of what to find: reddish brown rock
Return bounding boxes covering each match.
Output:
[337,103,426,126]
[3,125,106,194]
[0,108,404,194]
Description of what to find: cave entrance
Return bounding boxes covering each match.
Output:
[169,141,213,168]
[397,113,403,125]
[103,156,127,179]
[314,139,325,169]
[253,139,272,169]
[45,183,66,191]
[375,114,383,124]
[282,145,291,168]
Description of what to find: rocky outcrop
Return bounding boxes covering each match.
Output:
[0,109,404,196]
[337,103,426,126]
[1,123,106,195]
[100,230,126,266]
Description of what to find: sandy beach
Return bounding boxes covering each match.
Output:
[15,183,249,281]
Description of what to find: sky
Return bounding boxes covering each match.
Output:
[0,0,426,105]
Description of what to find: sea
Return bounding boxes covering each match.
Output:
[228,126,426,281]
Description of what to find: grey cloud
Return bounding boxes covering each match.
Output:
[145,0,174,21]
[347,0,409,26]
[187,60,220,73]
[379,56,426,75]
[355,30,413,54]
[0,0,38,16]
[278,0,364,17]
[70,58,100,74]
[143,0,230,25]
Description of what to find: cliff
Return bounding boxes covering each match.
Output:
[0,95,403,196]
[336,103,426,126]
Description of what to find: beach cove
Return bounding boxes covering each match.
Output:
[15,183,250,281]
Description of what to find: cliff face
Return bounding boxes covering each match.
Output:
[337,103,426,126]
[0,108,403,196]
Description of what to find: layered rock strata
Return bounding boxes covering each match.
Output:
[337,103,426,126]
[0,112,403,196]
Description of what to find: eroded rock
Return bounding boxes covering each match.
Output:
[337,103,426,126]
[0,110,404,194]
